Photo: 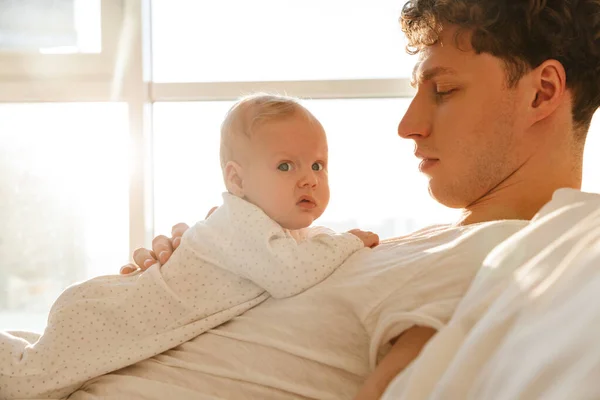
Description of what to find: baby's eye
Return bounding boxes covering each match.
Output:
[312,162,324,171]
[277,162,293,172]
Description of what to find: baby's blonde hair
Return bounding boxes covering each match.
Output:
[219,93,315,169]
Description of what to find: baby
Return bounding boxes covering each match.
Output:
[208,93,379,296]
[0,94,378,399]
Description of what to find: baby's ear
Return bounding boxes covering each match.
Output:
[224,161,244,197]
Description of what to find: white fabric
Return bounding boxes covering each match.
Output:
[382,188,600,400]
[0,193,363,399]
[65,220,527,400]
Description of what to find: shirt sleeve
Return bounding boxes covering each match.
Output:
[203,195,365,299]
[363,266,464,369]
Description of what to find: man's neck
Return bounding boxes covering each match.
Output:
[456,115,585,226]
[456,165,582,226]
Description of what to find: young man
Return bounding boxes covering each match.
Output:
[375,1,600,397]
[107,1,599,399]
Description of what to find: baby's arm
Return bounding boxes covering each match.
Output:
[233,227,376,298]
[201,195,379,298]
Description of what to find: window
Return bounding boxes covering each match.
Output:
[0,0,122,79]
[151,0,413,82]
[582,112,600,193]
[0,103,129,332]
[0,0,101,54]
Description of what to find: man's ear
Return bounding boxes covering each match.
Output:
[224,161,245,197]
[528,59,566,125]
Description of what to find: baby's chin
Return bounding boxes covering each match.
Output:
[272,208,326,230]
[277,216,318,231]
[279,221,313,231]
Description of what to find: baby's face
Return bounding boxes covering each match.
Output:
[241,113,330,230]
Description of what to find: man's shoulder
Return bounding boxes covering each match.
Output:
[535,188,600,221]
[328,219,527,291]
[380,219,527,250]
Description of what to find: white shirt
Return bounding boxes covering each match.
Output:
[0,193,363,399]
[382,188,600,400]
[68,219,528,400]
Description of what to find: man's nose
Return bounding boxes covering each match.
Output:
[397,94,432,140]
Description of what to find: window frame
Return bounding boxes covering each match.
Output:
[0,0,124,81]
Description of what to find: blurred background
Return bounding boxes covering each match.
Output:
[1,0,598,332]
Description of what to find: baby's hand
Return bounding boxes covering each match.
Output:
[348,229,380,248]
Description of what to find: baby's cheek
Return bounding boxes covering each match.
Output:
[321,186,331,207]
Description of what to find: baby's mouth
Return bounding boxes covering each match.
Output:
[297,196,316,208]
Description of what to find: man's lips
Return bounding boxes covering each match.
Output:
[418,158,440,173]
[414,149,438,161]
[414,150,440,173]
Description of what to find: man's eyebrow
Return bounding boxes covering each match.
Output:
[410,66,459,88]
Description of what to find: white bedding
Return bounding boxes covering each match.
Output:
[383,188,600,399]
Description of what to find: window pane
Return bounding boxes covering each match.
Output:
[582,111,600,193]
[0,103,129,332]
[0,0,101,54]
[152,0,416,82]
[152,99,459,240]
[153,102,230,234]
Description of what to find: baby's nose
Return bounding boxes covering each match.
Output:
[298,173,318,188]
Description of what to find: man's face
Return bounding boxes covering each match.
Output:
[398,26,532,208]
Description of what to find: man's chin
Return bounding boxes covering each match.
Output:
[428,183,470,210]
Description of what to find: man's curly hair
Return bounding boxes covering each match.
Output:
[400,0,600,135]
